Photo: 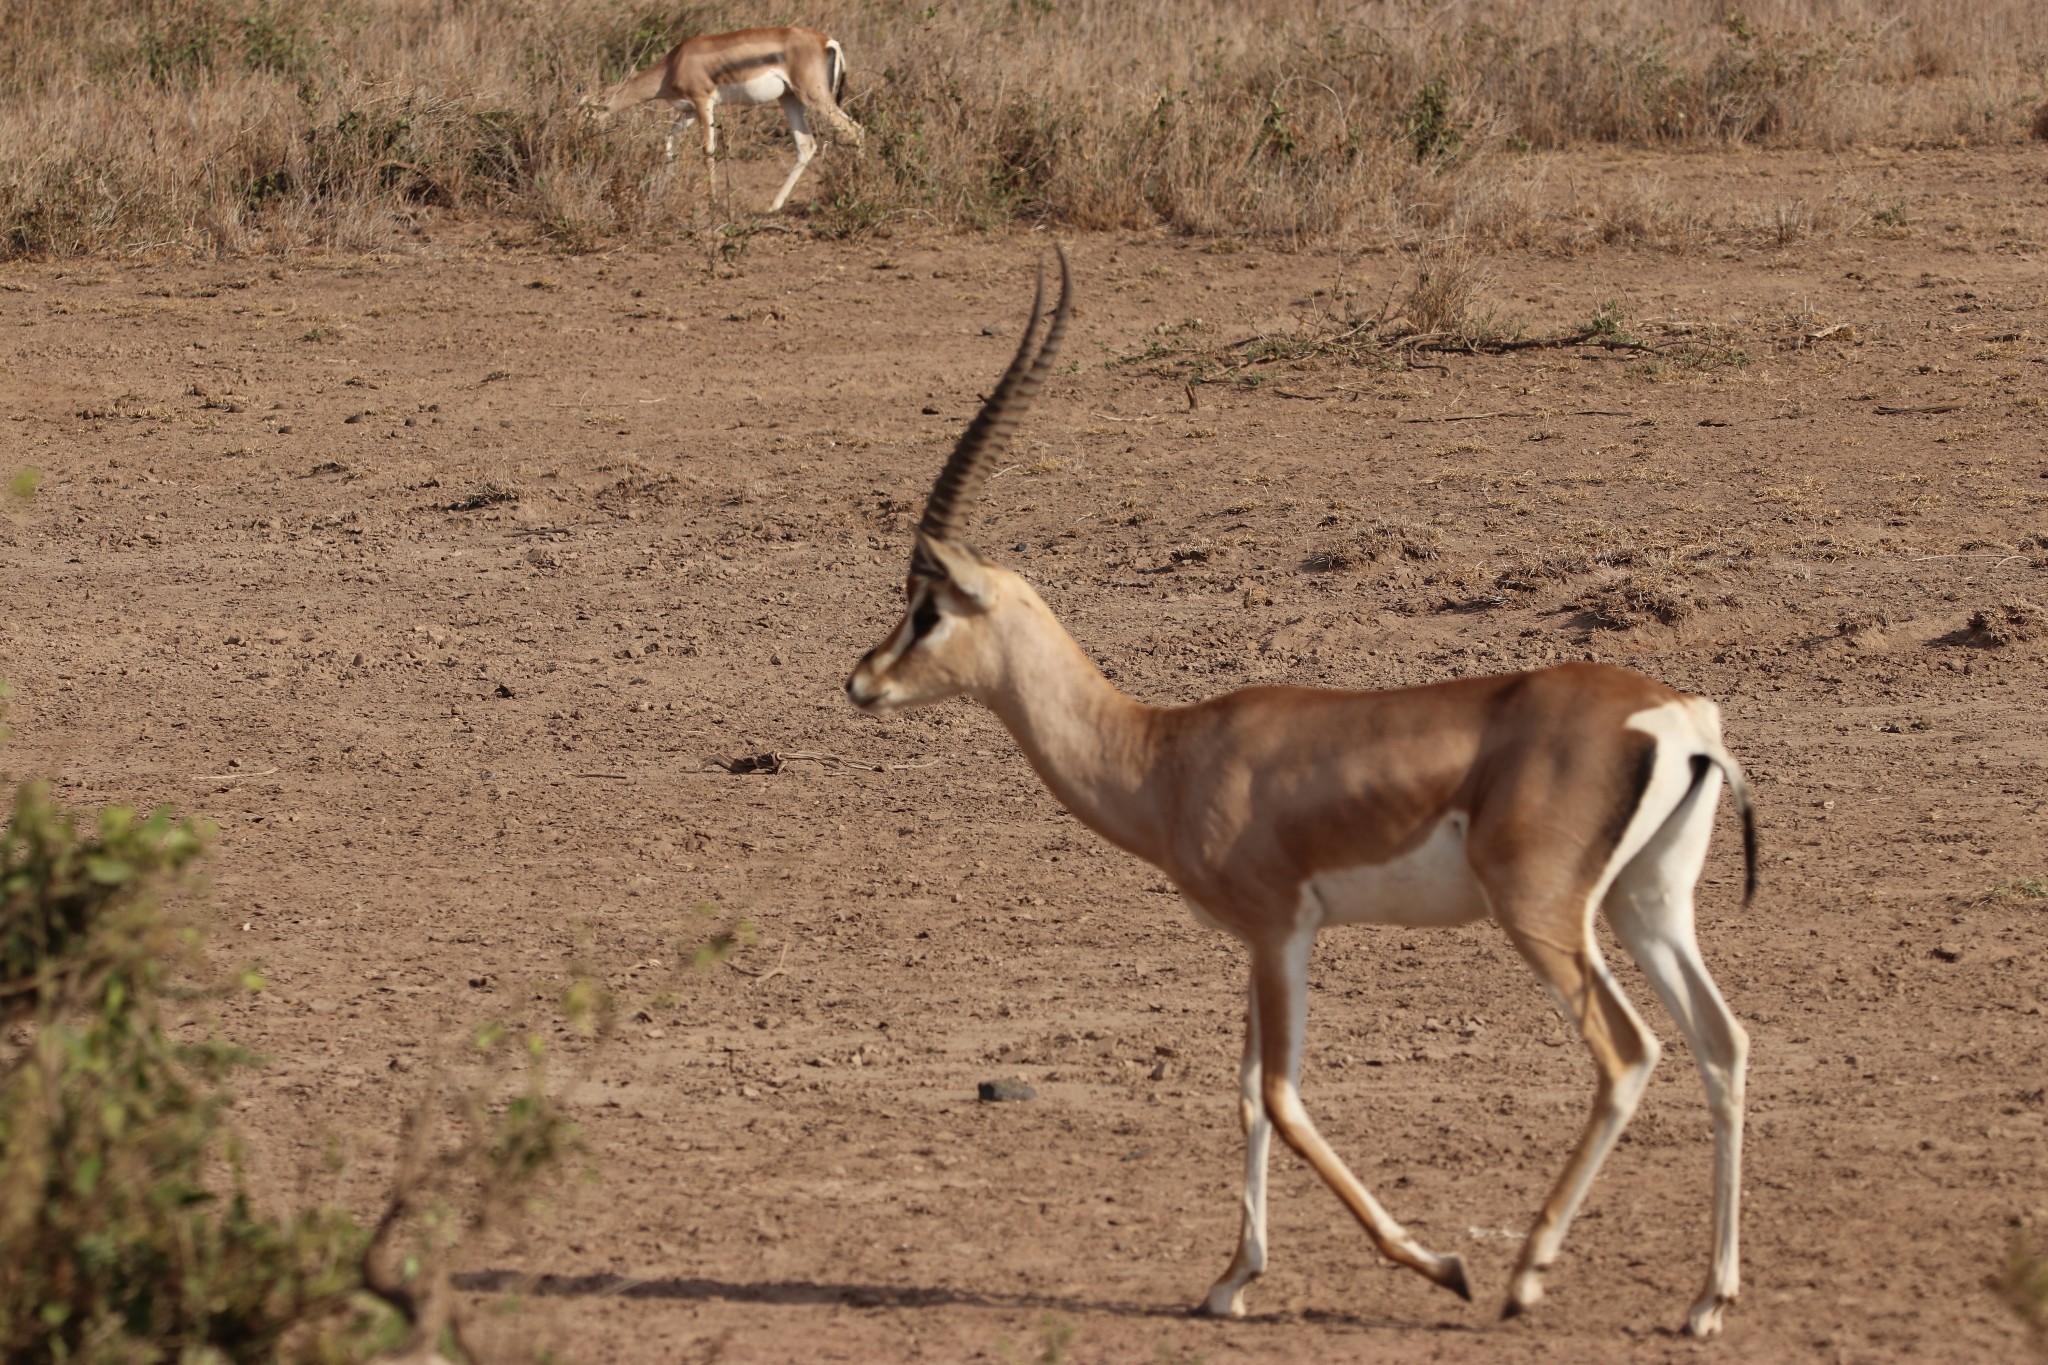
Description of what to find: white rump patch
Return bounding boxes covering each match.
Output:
[1612,701,1716,878]
[1308,812,1490,928]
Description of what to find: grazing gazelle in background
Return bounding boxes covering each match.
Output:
[847,247,1760,1337]
[587,25,864,212]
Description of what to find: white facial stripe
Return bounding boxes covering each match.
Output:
[864,583,932,677]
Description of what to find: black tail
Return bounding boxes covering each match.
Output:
[826,38,846,104]
[1699,748,1758,905]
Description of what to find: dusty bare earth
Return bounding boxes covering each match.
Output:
[4,147,2048,1363]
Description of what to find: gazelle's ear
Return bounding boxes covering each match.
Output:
[916,535,997,609]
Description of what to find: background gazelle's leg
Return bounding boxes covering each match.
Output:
[765,95,819,213]
[1204,978,1270,1316]
[1252,926,1471,1302]
[1604,767,1749,1338]
[665,101,696,162]
[697,94,720,204]
[1495,905,1660,1319]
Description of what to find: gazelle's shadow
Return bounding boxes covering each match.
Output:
[451,1270,1478,1335]
[453,1269,1173,1317]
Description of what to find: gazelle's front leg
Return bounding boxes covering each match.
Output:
[697,95,720,202]
[664,102,697,162]
[1202,981,1270,1317]
[1251,927,1471,1304]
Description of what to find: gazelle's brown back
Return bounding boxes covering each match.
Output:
[1149,664,1680,915]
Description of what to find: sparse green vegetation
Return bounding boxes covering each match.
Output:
[2002,1227,2048,1354]
[0,758,588,1362]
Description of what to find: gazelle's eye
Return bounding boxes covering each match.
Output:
[911,595,941,640]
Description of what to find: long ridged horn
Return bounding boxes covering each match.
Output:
[913,244,1073,567]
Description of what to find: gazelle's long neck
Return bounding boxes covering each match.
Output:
[605,63,667,113]
[977,586,1166,864]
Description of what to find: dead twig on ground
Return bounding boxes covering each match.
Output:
[730,941,791,983]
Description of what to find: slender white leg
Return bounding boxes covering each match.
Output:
[1254,927,1471,1303]
[665,104,697,162]
[1605,771,1748,1338]
[765,96,818,213]
[699,99,719,203]
[1203,981,1269,1316]
[1499,938,1659,1318]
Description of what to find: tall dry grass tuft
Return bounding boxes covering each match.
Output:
[2,0,2045,257]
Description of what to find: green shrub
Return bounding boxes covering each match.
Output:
[0,767,585,1361]
[0,781,390,1362]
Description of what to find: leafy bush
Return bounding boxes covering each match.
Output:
[0,781,388,1362]
[0,767,585,1362]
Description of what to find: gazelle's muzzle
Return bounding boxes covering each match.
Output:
[844,629,908,712]
[844,656,881,710]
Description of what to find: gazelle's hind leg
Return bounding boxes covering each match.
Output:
[1247,930,1470,1309]
[1202,979,1271,1316]
[1495,907,1660,1320]
[765,95,819,213]
[1604,763,1749,1338]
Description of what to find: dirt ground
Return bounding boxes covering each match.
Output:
[4,146,2048,1363]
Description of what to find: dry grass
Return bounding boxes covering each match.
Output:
[1964,600,2046,646]
[3,1,2045,257]
[1577,571,1699,629]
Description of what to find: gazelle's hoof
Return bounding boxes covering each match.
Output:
[1434,1252,1473,1302]
[1196,1289,1248,1319]
[1685,1292,1734,1338]
[1198,1279,1253,1318]
[1502,1267,1545,1320]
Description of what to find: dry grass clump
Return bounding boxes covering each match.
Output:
[1963,600,2045,646]
[1577,572,1696,629]
[1497,549,1598,592]
[1398,252,1492,336]
[3,0,2046,256]
[1303,519,1440,574]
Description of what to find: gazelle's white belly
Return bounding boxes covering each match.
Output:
[1308,811,1491,928]
[719,72,791,106]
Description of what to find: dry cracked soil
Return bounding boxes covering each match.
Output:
[4,147,2048,1363]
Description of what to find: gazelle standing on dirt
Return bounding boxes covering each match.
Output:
[846,247,1759,1338]
[586,25,864,213]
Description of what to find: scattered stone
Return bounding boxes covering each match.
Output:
[977,1078,1036,1103]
